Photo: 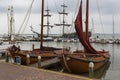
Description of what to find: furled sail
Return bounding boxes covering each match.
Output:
[74,0,98,54]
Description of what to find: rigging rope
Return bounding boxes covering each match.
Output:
[53,0,62,25]
[21,10,31,34]
[17,0,34,34]
[96,0,105,37]
[66,0,80,39]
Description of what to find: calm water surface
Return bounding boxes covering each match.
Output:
[17,41,120,80]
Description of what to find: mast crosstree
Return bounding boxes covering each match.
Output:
[44,6,53,37]
[55,4,71,36]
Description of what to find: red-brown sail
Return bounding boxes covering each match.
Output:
[74,0,99,54]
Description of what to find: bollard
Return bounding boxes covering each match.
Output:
[5,52,9,62]
[38,56,41,68]
[89,61,94,78]
[32,44,34,50]
[0,54,2,57]
[26,54,30,66]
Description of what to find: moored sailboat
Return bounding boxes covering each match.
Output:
[8,0,62,65]
[60,0,110,73]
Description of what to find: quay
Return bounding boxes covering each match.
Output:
[0,62,94,80]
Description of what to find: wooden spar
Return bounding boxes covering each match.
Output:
[40,0,44,48]
[85,0,89,41]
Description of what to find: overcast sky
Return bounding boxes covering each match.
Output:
[0,0,120,35]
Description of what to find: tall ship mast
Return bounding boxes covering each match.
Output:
[44,6,53,37]
[55,4,71,36]
[7,6,15,42]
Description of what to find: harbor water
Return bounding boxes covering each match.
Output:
[14,41,120,80]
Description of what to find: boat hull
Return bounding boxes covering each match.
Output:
[12,51,59,65]
[13,53,38,65]
[61,53,109,73]
[8,46,62,65]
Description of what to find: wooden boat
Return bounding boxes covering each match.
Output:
[8,0,62,65]
[60,0,110,73]
[8,46,61,65]
[61,52,110,73]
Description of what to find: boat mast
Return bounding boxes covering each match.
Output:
[8,6,15,43]
[44,6,53,37]
[55,4,71,36]
[85,0,89,41]
[40,0,44,48]
[60,4,67,36]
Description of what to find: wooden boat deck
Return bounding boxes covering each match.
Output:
[0,62,92,80]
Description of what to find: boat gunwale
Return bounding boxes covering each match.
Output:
[68,54,109,63]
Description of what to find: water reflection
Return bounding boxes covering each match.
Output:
[67,61,110,79]
[94,61,111,79]
[111,44,115,70]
